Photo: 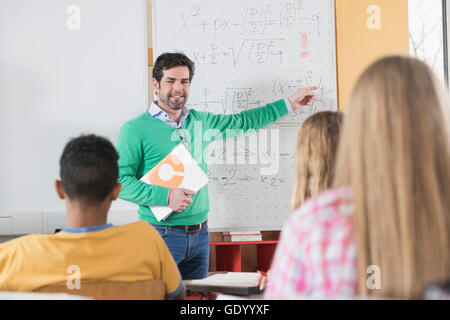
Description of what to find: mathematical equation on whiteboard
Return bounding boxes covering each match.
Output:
[208,167,289,189]
[177,2,322,67]
[156,1,337,119]
[190,81,333,117]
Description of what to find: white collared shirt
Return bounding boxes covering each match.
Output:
[148,101,189,128]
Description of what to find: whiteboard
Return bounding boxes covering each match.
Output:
[153,0,338,231]
[0,0,147,232]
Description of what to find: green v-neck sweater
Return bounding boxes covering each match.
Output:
[116,99,289,226]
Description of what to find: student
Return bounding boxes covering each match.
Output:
[0,135,184,300]
[291,111,343,210]
[258,111,343,291]
[265,56,450,299]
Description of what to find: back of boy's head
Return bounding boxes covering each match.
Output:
[59,134,119,205]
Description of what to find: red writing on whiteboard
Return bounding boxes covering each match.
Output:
[300,33,309,59]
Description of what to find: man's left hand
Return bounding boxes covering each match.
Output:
[288,86,318,110]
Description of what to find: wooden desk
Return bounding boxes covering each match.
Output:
[184,281,262,297]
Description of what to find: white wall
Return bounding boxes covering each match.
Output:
[0,0,148,234]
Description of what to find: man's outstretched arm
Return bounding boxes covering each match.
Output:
[202,86,318,137]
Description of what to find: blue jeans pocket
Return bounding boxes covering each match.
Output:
[152,225,168,238]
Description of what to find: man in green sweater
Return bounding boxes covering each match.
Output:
[116,52,317,279]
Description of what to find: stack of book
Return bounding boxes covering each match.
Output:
[222,231,262,242]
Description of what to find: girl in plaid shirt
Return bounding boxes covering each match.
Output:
[266,56,450,300]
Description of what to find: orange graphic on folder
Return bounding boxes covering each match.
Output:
[148,154,185,188]
[140,143,209,222]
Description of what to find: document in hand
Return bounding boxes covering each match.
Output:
[140,143,209,221]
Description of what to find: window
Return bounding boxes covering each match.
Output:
[409,0,446,84]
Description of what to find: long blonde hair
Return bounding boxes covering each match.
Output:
[292,111,343,210]
[334,56,450,299]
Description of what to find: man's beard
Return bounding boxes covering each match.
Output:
[160,92,187,110]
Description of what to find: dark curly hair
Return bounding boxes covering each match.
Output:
[59,134,119,205]
[152,52,195,83]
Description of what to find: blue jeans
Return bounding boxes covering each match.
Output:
[151,223,210,280]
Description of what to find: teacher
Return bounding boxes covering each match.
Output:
[116,52,316,280]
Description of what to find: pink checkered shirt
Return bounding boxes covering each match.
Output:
[264,187,357,299]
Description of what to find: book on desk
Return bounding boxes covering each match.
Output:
[185,272,263,296]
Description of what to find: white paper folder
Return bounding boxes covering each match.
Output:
[140,144,209,221]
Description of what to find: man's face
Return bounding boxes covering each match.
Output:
[153,66,190,111]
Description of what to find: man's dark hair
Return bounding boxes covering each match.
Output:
[152,52,195,83]
[59,134,119,205]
